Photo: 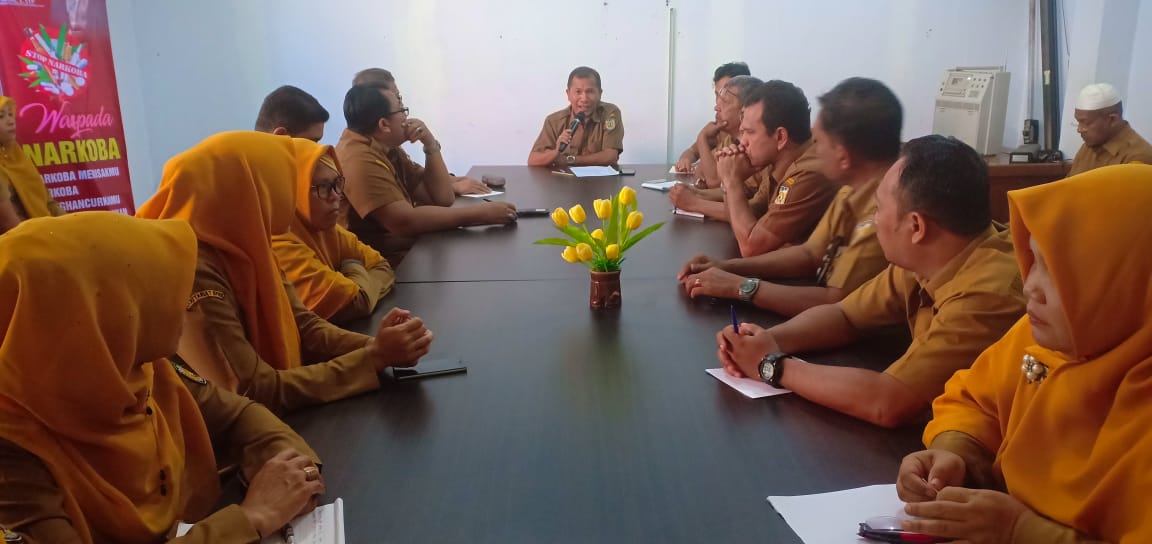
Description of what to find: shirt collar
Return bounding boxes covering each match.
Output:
[1102,123,1137,157]
[917,225,999,301]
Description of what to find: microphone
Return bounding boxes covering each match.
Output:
[558,112,586,153]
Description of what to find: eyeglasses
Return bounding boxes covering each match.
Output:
[388,107,410,118]
[311,176,346,200]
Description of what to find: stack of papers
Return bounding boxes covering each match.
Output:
[768,485,908,544]
[178,499,345,543]
[567,166,621,177]
[460,190,505,199]
[672,208,705,219]
[706,368,792,398]
[641,179,679,191]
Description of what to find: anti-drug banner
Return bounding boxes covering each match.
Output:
[1,0,134,214]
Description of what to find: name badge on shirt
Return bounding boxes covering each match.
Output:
[172,361,208,385]
[775,184,791,204]
[186,289,225,311]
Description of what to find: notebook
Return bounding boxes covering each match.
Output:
[177,498,345,544]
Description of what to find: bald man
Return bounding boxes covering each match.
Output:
[1068,83,1152,176]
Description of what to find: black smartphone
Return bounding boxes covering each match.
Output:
[619,168,637,176]
[517,208,550,218]
[391,356,467,381]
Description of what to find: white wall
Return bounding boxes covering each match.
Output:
[1125,0,1152,134]
[669,0,1030,159]
[105,0,1148,205]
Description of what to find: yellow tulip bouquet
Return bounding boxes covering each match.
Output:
[534,186,664,272]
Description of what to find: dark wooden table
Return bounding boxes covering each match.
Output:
[286,165,921,543]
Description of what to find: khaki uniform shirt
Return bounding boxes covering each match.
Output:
[0,374,318,543]
[800,174,887,291]
[532,103,624,158]
[1068,123,1152,176]
[178,244,380,416]
[336,128,426,265]
[839,227,1025,401]
[747,140,839,247]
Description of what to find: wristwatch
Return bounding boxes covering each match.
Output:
[566,154,576,165]
[737,277,761,302]
[758,352,788,388]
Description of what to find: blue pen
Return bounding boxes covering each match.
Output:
[730,304,740,333]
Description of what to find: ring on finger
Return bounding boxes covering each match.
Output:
[303,466,319,481]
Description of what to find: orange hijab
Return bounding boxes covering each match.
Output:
[274,139,385,317]
[0,212,219,543]
[926,164,1152,543]
[137,131,302,369]
[0,95,55,218]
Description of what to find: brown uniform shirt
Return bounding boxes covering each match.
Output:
[839,227,1025,401]
[178,243,380,415]
[746,140,839,247]
[532,103,624,158]
[0,372,318,543]
[800,174,887,291]
[336,128,426,265]
[1068,123,1152,176]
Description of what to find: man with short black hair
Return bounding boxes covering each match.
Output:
[336,86,516,265]
[674,61,752,174]
[254,85,329,142]
[717,135,1025,428]
[677,80,838,255]
[350,68,492,196]
[680,77,900,317]
[1068,83,1152,176]
[528,66,624,168]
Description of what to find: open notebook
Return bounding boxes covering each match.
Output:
[177,498,344,544]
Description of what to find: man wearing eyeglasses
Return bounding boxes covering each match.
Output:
[336,85,517,266]
[351,68,493,196]
[668,75,778,222]
[1067,83,1152,176]
[673,62,753,176]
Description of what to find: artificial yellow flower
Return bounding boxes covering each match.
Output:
[551,207,569,228]
[591,229,605,241]
[619,186,637,206]
[606,244,620,260]
[561,246,580,263]
[576,243,594,261]
[626,211,643,230]
[569,204,587,224]
[593,199,612,219]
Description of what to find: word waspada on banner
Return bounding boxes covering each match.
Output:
[1,0,134,214]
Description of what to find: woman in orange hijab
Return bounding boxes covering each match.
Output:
[0,212,323,543]
[895,164,1152,543]
[273,139,395,323]
[136,131,431,415]
[0,95,64,233]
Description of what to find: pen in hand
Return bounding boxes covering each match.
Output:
[730,305,740,335]
[282,524,294,544]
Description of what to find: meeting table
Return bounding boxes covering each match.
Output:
[282,164,923,543]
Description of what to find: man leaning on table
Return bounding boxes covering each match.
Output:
[527,66,624,168]
[679,77,899,317]
[717,135,1025,428]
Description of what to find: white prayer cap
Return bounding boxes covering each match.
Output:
[1076,83,1121,111]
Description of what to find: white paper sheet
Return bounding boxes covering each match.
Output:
[672,208,705,219]
[459,190,504,198]
[568,166,621,177]
[706,368,792,398]
[177,498,345,544]
[768,485,909,544]
[641,179,678,191]
[668,165,696,175]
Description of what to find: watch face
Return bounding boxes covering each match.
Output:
[740,280,756,295]
[759,358,775,382]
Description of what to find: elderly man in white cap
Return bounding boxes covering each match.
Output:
[1068,82,1152,176]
